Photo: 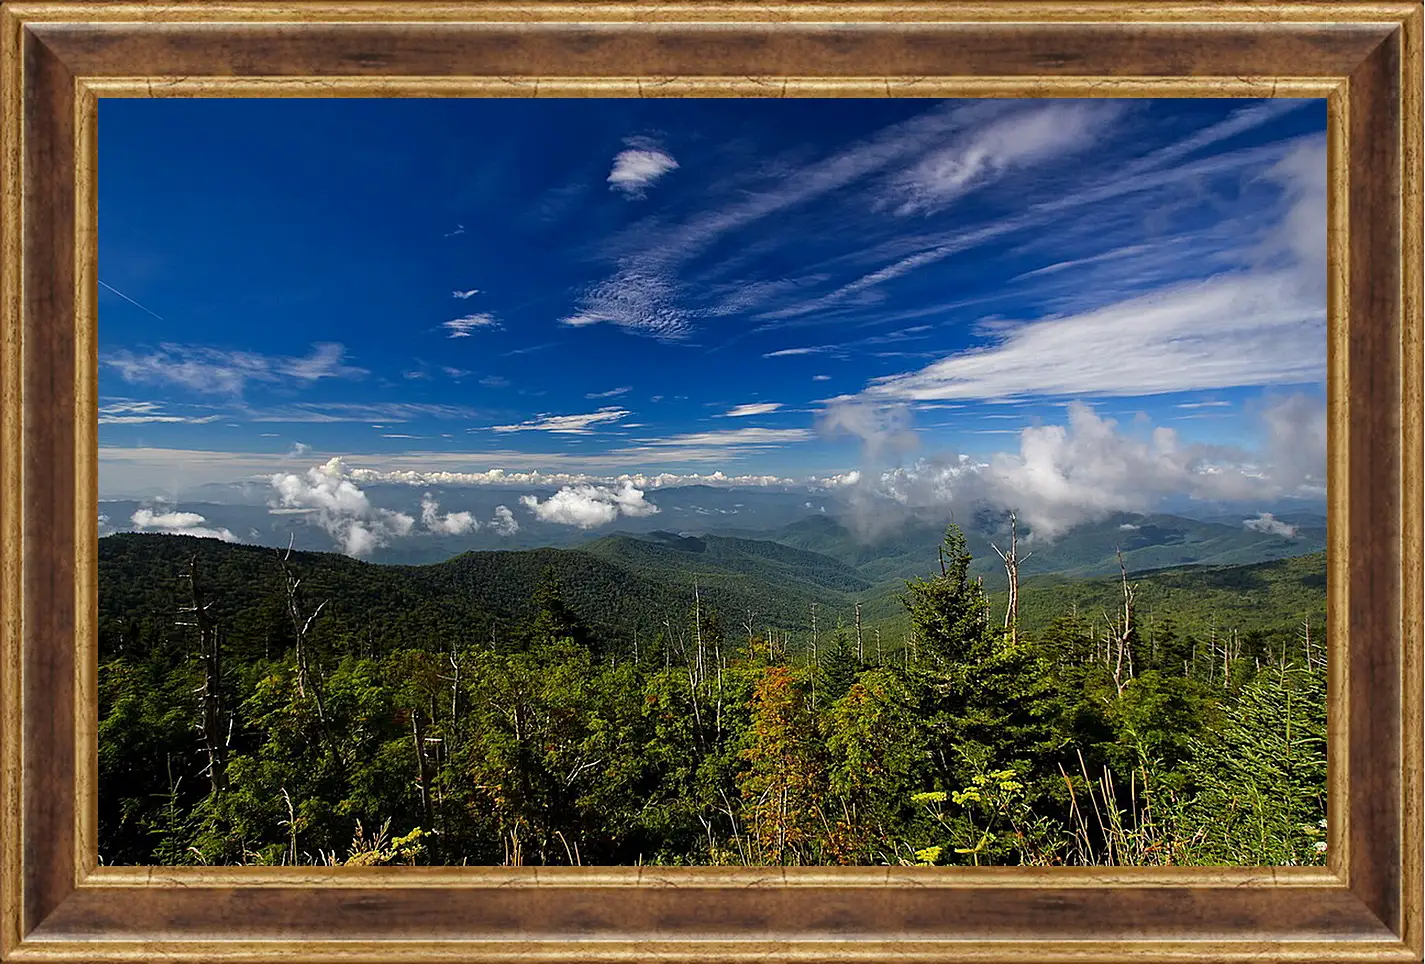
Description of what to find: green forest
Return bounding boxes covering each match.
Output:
[97,524,1328,868]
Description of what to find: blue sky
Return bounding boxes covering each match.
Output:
[97,97,1328,547]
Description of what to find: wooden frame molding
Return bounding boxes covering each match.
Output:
[0,3,1420,962]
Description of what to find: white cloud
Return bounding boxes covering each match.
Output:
[453,289,480,299]
[567,103,990,342]
[105,342,365,396]
[763,128,1320,328]
[721,402,782,417]
[1243,511,1299,538]
[268,457,415,557]
[443,314,500,338]
[246,402,484,423]
[420,494,480,535]
[520,482,660,528]
[98,400,223,425]
[491,407,630,435]
[813,374,832,382]
[558,266,692,340]
[634,427,812,448]
[764,346,833,358]
[287,442,311,458]
[345,465,802,489]
[889,101,1126,215]
[130,508,237,542]
[834,395,1326,542]
[489,504,520,536]
[860,270,1322,402]
[607,145,679,198]
[586,386,632,399]
[817,399,919,461]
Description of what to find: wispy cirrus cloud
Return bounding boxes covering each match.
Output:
[720,402,782,417]
[633,426,812,448]
[245,402,486,423]
[490,406,631,435]
[860,270,1321,402]
[884,100,1127,216]
[562,103,988,342]
[98,400,224,425]
[443,313,500,337]
[105,342,366,396]
[586,386,632,399]
[851,135,1326,404]
[559,266,693,340]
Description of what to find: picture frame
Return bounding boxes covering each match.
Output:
[1,2,1420,961]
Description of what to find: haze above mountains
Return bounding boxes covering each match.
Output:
[99,481,1323,569]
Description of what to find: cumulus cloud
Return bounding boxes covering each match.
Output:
[832,394,1326,542]
[519,482,660,529]
[420,494,480,535]
[489,504,520,536]
[130,508,237,542]
[607,143,679,198]
[268,457,415,557]
[1243,511,1299,538]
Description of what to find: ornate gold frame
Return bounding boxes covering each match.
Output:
[0,3,1420,962]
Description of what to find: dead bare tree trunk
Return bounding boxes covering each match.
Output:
[178,554,228,796]
[277,542,331,727]
[991,511,1032,646]
[854,601,864,663]
[411,709,436,832]
[809,603,819,709]
[1110,548,1137,695]
[693,582,705,688]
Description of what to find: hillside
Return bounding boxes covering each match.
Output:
[1001,550,1328,640]
[100,526,1327,666]
[766,511,1325,587]
[96,531,868,658]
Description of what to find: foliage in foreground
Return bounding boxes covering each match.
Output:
[98,527,1327,867]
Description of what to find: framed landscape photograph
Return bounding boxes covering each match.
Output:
[1,3,1420,963]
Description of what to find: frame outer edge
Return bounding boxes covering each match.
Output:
[20,20,78,940]
[0,3,1418,961]
[1397,2,1423,957]
[0,1,27,957]
[0,1,1421,23]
